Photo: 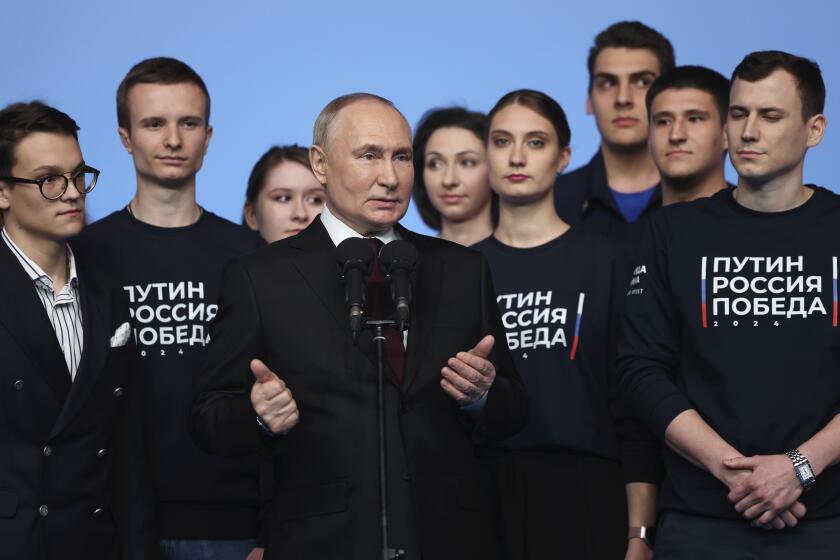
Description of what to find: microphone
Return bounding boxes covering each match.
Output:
[336,238,375,341]
[378,240,419,332]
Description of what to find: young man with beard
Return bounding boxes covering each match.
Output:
[554,21,674,245]
[618,51,840,559]
[647,65,732,206]
[76,58,264,560]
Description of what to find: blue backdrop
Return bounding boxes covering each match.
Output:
[2,0,836,235]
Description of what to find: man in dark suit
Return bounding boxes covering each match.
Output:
[190,93,529,560]
[0,101,155,559]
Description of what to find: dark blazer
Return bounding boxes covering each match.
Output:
[190,220,529,560]
[0,241,156,560]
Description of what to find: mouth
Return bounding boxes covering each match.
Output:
[736,150,764,159]
[666,150,692,157]
[440,194,465,204]
[505,174,530,183]
[157,156,187,164]
[370,199,400,209]
[613,116,639,127]
[287,228,304,235]
[58,209,82,217]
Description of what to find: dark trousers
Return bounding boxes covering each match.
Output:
[655,512,840,560]
[489,448,627,560]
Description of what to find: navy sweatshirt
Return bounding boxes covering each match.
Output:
[618,186,840,519]
[474,229,661,484]
[75,209,265,538]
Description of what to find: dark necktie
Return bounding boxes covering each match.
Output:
[366,237,405,383]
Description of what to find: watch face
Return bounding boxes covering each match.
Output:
[797,464,814,480]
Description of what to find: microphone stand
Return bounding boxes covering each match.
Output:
[363,318,407,560]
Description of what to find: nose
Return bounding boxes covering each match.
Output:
[60,178,82,203]
[378,159,399,191]
[164,123,182,150]
[290,196,308,222]
[669,117,687,144]
[740,113,759,143]
[509,141,526,168]
[615,79,632,109]
[442,161,458,189]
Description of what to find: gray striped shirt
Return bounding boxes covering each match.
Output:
[2,228,84,380]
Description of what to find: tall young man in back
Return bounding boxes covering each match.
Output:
[77,58,264,560]
[647,65,732,207]
[554,21,674,245]
[0,101,155,559]
[619,51,840,559]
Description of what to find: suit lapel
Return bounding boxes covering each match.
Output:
[49,255,111,438]
[398,227,442,391]
[287,220,348,329]
[0,242,71,403]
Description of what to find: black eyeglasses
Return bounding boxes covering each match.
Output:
[0,165,100,200]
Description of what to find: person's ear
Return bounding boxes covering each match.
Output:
[310,145,328,186]
[0,179,12,211]
[806,113,827,148]
[556,146,572,175]
[118,127,133,154]
[243,202,259,231]
[203,124,214,155]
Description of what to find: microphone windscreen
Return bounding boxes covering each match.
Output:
[379,240,419,274]
[336,237,375,275]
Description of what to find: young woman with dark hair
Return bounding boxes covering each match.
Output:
[474,89,659,560]
[412,107,496,246]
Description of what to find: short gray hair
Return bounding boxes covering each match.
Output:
[312,92,405,150]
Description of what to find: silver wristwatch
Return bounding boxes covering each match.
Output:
[785,448,816,491]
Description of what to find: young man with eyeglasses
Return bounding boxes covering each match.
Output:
[0,101,155,559]
[75,58,264,560]
[619,51,840,559]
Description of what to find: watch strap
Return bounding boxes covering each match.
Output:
[785,448,816,491]
[628,526,655,546]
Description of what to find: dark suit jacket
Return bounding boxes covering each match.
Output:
[0,241,156,560]
[190,220,529,560]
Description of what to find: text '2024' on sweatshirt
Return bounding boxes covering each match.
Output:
[618,186,840,520]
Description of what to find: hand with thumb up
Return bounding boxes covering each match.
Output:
[250,358,299,435]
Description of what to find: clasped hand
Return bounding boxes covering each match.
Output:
[722,454,806,529]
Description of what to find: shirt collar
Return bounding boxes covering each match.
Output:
[2,227,79,290]
[319,204,400,247]
[584,150,662,214]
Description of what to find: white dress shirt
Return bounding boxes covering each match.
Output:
[2,227,84,380]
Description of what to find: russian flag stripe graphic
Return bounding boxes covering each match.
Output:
[570,293,585,360]
[833,257,838,327]
[701,257,708,329]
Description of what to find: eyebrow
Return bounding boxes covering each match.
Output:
[353,144,385,155]
[729,105,788,115]
[490,129,550,137]
[138,114,204,124]
[593,70,657,81]
[652,109,712,119]
[426,150,482,157]
[31,160,85,175]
